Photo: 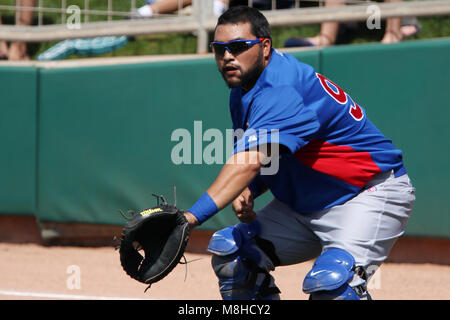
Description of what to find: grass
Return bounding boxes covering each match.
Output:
[0,0,449,59]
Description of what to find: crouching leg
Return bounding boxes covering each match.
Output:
[207,222,281,300]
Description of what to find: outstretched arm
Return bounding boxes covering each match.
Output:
[184,148,269,228]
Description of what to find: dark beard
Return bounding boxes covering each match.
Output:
[222,50,265,90]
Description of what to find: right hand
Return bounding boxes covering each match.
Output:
[183,211,199,230]
[232,187,256,223]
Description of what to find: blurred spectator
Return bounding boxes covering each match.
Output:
[135,0,228,17]
[380,0,403,44]
[38,0,230,61]
[8,0,36,60]
[135,0,191,17]
[285,0,421,47]
[0,14,8,59]
[400,17,422,39]
[229,0,296,10]
[214,0,229,16]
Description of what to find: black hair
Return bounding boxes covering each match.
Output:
[216,6,272,46]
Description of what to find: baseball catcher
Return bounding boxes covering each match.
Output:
[117,194,190,291]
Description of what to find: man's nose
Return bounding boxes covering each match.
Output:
[223,48,235,61]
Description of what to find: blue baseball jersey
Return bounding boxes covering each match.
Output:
[231,49,406,213]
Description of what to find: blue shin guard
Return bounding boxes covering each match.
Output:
[303,248,361,300]
[208,222,280,300]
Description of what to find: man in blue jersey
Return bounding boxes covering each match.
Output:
[183,6,415,300]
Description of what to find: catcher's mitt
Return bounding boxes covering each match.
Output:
[118,196,190,290]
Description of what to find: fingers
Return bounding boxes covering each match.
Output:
[242,187,254,208]
[232,195,245,213]
[233,189,254,211]
[232,188,256,223]
[184,211,199,229]
[242,191,254,209]
[236,209,257,223]
[233,200,256,222]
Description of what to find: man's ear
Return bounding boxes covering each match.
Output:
[263,38,272,60]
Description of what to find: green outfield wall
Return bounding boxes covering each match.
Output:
[0,38,449,238]
[0,67,37,215]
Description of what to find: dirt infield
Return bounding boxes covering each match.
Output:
[0,216,448,300]
[0,242,449,300]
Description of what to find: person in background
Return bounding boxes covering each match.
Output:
[135,0,228,17]
[8,0,36,60]
[229,0,296,10]
[0,14,8,59]
[284,0,421,47]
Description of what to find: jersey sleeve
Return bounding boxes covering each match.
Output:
[234,86,320,154]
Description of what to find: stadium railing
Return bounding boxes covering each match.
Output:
[0,0,449,53]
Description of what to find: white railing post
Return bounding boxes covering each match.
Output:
[193,0,214,54]
[108,0,112,22]
[15,0,19,24]
[61,0,66,25]
[85,0,89,23]
[1,1,449,43]
[38,0,43,26]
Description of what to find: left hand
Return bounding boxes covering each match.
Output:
[232,188,257,223]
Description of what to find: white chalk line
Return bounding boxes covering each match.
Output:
[0,289,152,300]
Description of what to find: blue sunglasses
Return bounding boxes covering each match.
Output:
[210,38,265,56]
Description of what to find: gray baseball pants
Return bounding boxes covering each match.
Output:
[255,170,416,297]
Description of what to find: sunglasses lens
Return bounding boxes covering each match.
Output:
[227,42,249,55]
[212,41,254,56]
[212,43,226,55]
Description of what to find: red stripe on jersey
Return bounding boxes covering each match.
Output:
[294,139,382,188]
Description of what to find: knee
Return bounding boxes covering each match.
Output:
[302,248,368,300]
